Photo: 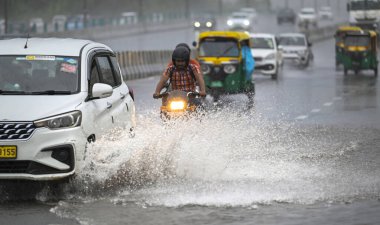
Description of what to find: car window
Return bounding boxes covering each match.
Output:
[97,56,116,87]
[110,56,122,86]
[251,37,274,49]
[89,60,100,96]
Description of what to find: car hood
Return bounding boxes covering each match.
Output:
[0,94,84,121]
[229,18,249,23]
[299,14,316,19]
[251,49,276,57]
[281,46,307,52]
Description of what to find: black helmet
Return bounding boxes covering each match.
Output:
[175,43,191,54]
[172,46,190,67]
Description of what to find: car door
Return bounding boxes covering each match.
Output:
[109,55,135,130]
[81,55,115,137]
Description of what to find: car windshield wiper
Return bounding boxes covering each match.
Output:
[0,90,29,95]
[217,45,237,58]
[30,90,72,95]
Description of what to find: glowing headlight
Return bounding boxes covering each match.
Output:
[34,111,82,129]
[194,22,201,28]
[227,20,233,26]
[201,64,211,74]
[170,101,186,110]
[244,20,250,26]
[265,53,276,60]
[223,64,236,74]
[206,22,213,27]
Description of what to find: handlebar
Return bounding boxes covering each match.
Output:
[153,91,204,99]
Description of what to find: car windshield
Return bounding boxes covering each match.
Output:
[199,38,239,57]
[344,36,370,46]
[301,11,315,15]
[351,0,380,10]
[0,55,79,94]
[279,36,306,46]
[232,14,248,19]
[251,37,274,49]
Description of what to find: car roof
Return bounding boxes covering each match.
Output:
[250,33,275,38]
[0,38,101,56]
[279,33,306,38]
[301,7,316,12]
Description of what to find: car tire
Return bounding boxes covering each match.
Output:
[344,67,348,76]
[375,68,378,77]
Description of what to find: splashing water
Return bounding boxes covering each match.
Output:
[65,107,380,207]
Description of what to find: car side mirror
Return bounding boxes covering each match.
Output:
[278,45,283,51]
[92,83,113,99]
[192,41,197,47]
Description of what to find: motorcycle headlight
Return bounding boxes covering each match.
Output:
[223,64,236,74]
[265,53,276,60]
[227,20,233,26]
[34,111,82,129]
[206,22,213,27]
[244,20,250,26]
[169,101,186,110]
[201,64,211,75]
[194,22,201,28]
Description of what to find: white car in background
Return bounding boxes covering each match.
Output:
[318,6,333,20]
[298,7,318,27]
[0,38,136,181]
[240,7,258,24]
[277,33,314,67]
[227,12,252,31]
[250,33,283,79]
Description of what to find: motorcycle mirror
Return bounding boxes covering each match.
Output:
[192,41,197,47]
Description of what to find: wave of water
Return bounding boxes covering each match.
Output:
[64,107,380,207]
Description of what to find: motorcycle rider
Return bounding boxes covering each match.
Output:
[153,46,206,102]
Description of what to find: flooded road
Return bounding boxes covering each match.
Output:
[1,12,380,225]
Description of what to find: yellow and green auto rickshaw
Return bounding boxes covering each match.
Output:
[334,26,362,68]
[341,30,378,77]
[193,31,255,103]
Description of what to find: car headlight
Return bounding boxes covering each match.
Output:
[244,20,250,26]
[34,111,82,129]
[227,20,233,26]
[201,64,211,75]
[265,53,276,60]
[169,101,186,110]
[298,50,307,55]
[206,22,212,27]
[223,64,236,74]
[194,22,201,28]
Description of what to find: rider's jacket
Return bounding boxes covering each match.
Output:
[164,64,200,92]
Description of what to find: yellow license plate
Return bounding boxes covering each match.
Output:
[0,146,17,159]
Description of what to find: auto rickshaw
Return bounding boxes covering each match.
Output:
[341,30,378,77]
[334,26,362,68]
[193,31,255,103]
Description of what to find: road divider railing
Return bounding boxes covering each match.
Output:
[116,50,172,80]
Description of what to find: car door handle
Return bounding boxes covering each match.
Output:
[107,102,112,109]
[120,93,126,99]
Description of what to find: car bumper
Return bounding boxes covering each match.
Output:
[254,59,277,74]
[0,126,86,181]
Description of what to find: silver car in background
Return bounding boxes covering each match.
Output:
[277,33,314,67]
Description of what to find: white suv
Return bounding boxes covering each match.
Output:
[0,38,136,181]
[298,7,318,28]
[250,33,283,79]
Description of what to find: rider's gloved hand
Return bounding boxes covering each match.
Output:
[199,91,207,97]
[153,92,160,99]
